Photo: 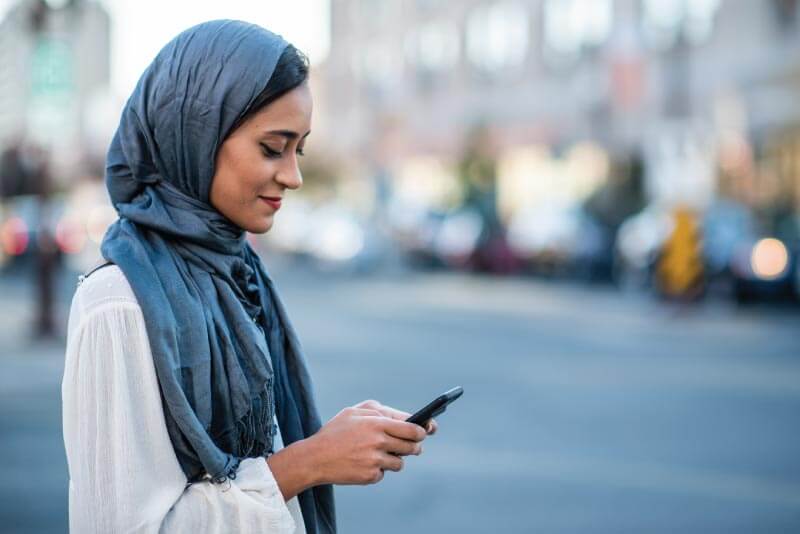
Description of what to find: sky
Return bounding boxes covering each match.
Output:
[0,0,331,96]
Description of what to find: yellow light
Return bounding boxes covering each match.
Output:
[750,238,789,280]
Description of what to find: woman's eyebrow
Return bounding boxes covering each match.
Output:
[265,129,311,140]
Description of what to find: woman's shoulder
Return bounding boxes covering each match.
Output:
[71,263,140,319]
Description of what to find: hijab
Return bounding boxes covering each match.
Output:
[100,19,335,533]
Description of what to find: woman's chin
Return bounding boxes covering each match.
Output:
[249,215,274,235]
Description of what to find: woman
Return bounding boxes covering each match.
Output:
[62,20,436,534]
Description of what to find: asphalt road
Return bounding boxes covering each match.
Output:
[1,261,799,533]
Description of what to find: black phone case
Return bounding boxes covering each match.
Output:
[406,386,463,427]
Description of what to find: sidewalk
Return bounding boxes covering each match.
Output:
[1,263,72,353]
[0,267,75,533]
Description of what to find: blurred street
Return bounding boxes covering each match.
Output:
[1,262,798,533]
[2,1,800,532]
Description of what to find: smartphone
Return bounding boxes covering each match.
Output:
[406,386,463,428]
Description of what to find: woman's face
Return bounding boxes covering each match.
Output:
[210,82,312,234]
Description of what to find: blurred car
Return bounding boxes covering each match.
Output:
[508,203,607,279]
[702,199,756,277]
[0,205,30,268]
[55,178,117,274]
[0,194,67,271]
[613,205,674,291]
[430,208,485,269]
[259,198,388,274]
[386,200,484,271]
[703,200,799,303]
[615,201,800,304]
[0,180,117,274]
[729,237,798,304]
[387,201,520,273]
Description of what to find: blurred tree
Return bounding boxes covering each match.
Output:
[583,152,646,229]
[582,153,646,281]
[457,124,516,273]
[772,0,799,30]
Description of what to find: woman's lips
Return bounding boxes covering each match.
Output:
[259,196,281,210]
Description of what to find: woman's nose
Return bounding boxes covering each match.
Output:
[276,158,303,190]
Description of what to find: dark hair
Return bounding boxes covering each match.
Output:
[231,44,310,132]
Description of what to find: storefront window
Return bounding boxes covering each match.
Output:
[466,1,530,73]
[641,0,721,49]
[405,21,460,72]
[543,0,612,65]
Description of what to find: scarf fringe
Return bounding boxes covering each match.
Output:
[210,377,275,485]
[234,376,276,459]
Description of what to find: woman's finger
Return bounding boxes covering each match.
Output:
[379,418,427,441]
[379,404,412,421]
[425,418,438,435]
[353,399,382,410]
[358,400,412,421]
[379,452,404,473]
[345,407,383,417]
[381,435,423,456]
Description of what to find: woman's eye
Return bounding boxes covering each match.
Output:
[260,144,282,158]
[261,144,305,158]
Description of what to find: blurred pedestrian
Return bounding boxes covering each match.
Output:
[29,145,58,338]
[0,141,26,200]
[1,140,58,337]
[62,20,436,534]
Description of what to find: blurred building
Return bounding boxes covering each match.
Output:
[0,0,110,182]
[317,0,800,217]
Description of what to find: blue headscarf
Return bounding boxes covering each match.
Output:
[100,20,335,533]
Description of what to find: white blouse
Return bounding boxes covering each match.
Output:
[62,264,307,534]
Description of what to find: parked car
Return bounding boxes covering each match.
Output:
[616,201,799,304]
[509,203,608,279]
[729,236,797,303]
[258,198,388,274]
[387,201,485,271]
[0,194,67,271]
[613,205,673,290]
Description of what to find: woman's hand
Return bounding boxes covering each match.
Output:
[267,399,439,500]
[353,399,439,436]
[305,401,431,486]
